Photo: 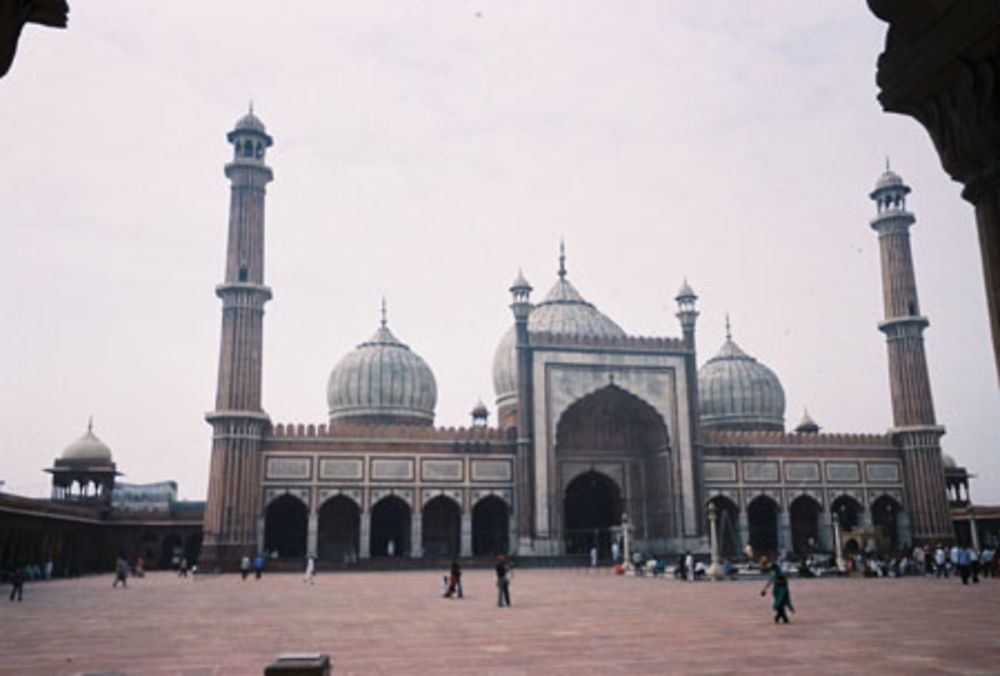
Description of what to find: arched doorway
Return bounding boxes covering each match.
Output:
[264,494,308,559]
[708,496,740,559]
[472,496,509,556]
[747,496,779,555]
[564,471,621,555]
[831,495,862,533]
[555,385,671,541]
[370,496,410,557]
[422,496,460,557]
[318,495,360,561]
[871,495,902,551]
[789,495,822,554]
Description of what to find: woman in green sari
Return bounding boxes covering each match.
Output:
[760,563,795,623]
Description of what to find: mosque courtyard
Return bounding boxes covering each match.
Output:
[1,568,997,675]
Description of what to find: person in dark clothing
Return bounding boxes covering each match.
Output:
[444,560,463,599]
[112,557,129,588]
[495,555,511,607]
[253,554,264,580]
[8,567,24,602]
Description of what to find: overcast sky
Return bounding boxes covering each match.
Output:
[2,2,998,503]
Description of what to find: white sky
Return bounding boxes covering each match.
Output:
[2,2,998,503]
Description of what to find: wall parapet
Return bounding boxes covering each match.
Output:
[702,428,893,448]
[270,421,513,442]
[529,331,686,352]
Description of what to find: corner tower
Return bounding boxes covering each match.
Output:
[869,164,952,542]
[201,107,274,567]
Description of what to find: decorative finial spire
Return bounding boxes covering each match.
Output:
[885,155,890,172]
[87,415,93,433]
[249,99,254,116]
[380,296,387,328]
[558,238,566,280]
[725,313,732,341]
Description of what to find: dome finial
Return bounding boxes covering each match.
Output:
[249,99,254,116]
[87,415,93,433]
[558,238,566,280]
[380,296,387,328]
[885,155,890,172]
[725,313,732,341]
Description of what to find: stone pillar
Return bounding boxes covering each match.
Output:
[818,509,833,551]
[898,511,913,549]
[778,510,791,555]
[738,510,749,556]
[359,512,371,559]
[410,513,422,558]
[307,511,318,558]
[256,516,265,556]
[460,511,472,557]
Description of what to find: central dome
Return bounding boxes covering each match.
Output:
[698,325,785,431]
[493,253,625,409]
[327,310,437,426]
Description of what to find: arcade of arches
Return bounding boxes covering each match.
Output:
[262,493,510,561]
[556,385,673,550]
[705,493,904,557]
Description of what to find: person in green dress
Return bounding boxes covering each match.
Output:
[760,562,794,623]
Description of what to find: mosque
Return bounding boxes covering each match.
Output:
[198,109,961,568]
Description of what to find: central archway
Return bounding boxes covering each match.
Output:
[318,495,360,561]
[264,494,308,559]
[789,495,822,554]
[564,471,621,555]
[555,384,672,542]
[370,496,410,557]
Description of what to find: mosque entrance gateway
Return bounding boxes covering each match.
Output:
[264,494,308,559]
[317,496,359,561]
[564,471,622,555]
[747,496,779,555]
[472,496,509,556]
[370,496,410,557]
[422,496,460,557]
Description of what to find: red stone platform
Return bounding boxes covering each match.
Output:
[1,569,997,674]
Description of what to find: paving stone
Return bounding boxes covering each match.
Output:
[0,570,997,674]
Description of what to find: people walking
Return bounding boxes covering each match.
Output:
[957,546,971,584]
[386,538,396,557]
[968,546,980,583]
[240,555,251,581]
[112,557,129,588]
[8,566,24,602]
[178,557,189,578]
[684,551,695,582]
[589,546,597,569]
[444,559,462,598]
[304,555,316,585]
[495,555,512,607]
[253,553,264,580]
[761,563,794,624]
[934,545,947,577]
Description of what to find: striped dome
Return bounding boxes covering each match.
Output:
[327,321,437,426]
[698,336,785,431]
[493,274,625,409]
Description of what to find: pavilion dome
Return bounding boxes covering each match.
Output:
[941,452,958,470]
[327,312,437,426]
[61,424,113,463]
[234,109,267,134]
[698,328,785,432]
[492,258,625,409]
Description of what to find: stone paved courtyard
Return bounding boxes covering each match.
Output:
[1,568,998,675]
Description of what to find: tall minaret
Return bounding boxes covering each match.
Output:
[201,106,274,567]
[869,164,952,542]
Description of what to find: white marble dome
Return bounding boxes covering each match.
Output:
[493,269,625,409]
[698,334,785,431]
[61,425,113,463]
[327,319,437,426]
